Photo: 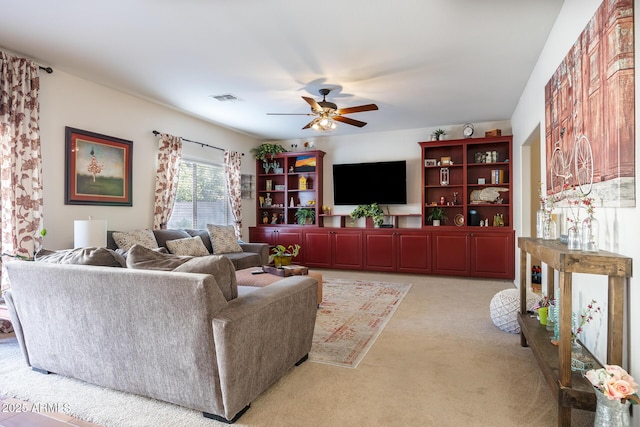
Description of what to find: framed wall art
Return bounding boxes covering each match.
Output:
[65,127,133,206]
[241,174,254,199]
[544,0,635,207]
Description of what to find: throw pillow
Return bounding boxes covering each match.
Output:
[35,247,126,267]
[206,224,242,255]
[165,236,210,256]
[126,245,191,271]
[184,229,214,253]
[152,229,191,249]
[173,255,237,301]
[112,229,159,251]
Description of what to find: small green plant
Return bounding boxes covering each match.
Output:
[294,208,316,225]
[270,244,301,267]
[271,244,301,258]
[427,207,447,223]
[434,129,446,138]
[350,203,385,227]
[250,143,287,161]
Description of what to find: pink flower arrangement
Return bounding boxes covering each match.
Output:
[585,365,640,404]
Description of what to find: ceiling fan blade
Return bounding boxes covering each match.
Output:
[333,115,367,127]
[302,96,322,111]
[336,104,379,115]
[302,118,318,130]
[266,113,314,116]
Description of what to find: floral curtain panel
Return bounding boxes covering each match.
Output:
[152,133,182,229]
[0,51,44,291]
[224,150,242,238]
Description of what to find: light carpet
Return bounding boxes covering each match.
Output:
[0,278,410,426]
[310,278,412,368]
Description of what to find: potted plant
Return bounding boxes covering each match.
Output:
[270,244,301,268]
[250,143,288,173]
[350,203,385,227]
[433,129,446,141]
[294,208,316,225]
[427,207,447,226]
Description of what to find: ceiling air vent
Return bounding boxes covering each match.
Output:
[210,93,243,102]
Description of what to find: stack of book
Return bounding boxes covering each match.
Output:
[491,169,505,184]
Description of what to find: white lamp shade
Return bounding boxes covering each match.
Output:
[74,220,107,248]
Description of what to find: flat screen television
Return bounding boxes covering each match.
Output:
[333,160,407,205]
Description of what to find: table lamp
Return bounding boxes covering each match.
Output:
[74,218,107,248]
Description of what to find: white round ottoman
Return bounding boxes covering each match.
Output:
[490,288,539,334]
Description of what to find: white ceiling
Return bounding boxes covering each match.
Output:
[0,0,563,141]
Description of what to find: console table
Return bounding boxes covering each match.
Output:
[517,237,632,427]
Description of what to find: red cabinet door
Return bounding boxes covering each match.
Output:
[248,227,303,263]
[303,229,332,268]
[332,230,363,270]
[397,231,431,273]
[432,231,469,276]
[249,226,277,246]
[470,231,514,279]
[364,231,396,272]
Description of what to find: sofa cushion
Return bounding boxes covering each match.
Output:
[165,236,210,256]
[35,247,126,267]
[152,229,191,249]
[184,229,214,253]
[224,252,263,271]
[174,256,237,301]
[126,245,191,270]
[126,245,237,301]
[206,225,242,254]
[112,229,159,251]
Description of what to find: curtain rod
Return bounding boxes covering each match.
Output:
[0,49,53,73]
[152,130,243,155]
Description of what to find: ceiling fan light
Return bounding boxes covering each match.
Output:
[312,118,337,132]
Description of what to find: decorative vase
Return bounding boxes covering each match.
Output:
[543,216,557,240]
[536,205,545,238]
[546,304,555,332]
[581,216,599,252]
[273,254,293,268]
[593,388,631,427]
[537,307,548,325]
[567,226,581,250]
[570,339,594,372]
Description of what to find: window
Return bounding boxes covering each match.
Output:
[167,160,232,229]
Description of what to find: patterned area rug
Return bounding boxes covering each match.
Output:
[309,279,412,369]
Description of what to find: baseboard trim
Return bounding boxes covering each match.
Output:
[203,404,250,424]
[295,353,309,366]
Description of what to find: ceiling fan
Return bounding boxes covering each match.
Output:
[267,89,378,131]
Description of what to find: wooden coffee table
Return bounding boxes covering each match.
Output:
[235,266,323,305]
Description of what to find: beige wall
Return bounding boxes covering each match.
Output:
[512,0,639,406]
[38,70,260,249]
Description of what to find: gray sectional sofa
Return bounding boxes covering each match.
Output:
[4,249,318,423]
[106,228,270,270]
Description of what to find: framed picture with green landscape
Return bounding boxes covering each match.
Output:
[65,127,133,206]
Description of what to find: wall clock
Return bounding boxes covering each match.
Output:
[463,123,474,138]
